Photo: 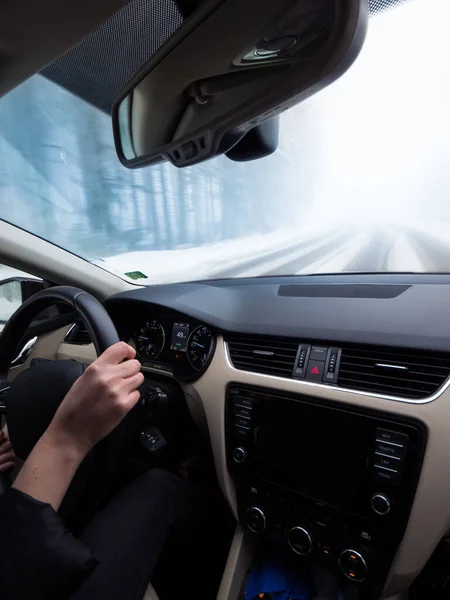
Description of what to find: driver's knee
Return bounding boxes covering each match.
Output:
[136,468,182,493]
[79,468,186,559]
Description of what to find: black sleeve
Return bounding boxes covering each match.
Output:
[0,487,98,600]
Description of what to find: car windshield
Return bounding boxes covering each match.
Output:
[0,0,448,284]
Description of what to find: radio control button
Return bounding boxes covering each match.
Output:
[375,441,407,459]
[236,396,253,407]
[371,493,391,516]
[234,404,252,419]
[234,416,251,428]
[234,425,250,440]
[376,428,409,447]
[374,466,401,486]
[245,507,266,533]
[288,526,313,555]
[339,549,368,582]
[374,453,402,471]
[233,447,247,464]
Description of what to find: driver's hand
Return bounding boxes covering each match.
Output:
[46,342,144,455]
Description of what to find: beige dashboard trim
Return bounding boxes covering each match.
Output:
[184,335,450,598]
[8,325,72,380]
[217,525,254,600]
[57,341,96,363]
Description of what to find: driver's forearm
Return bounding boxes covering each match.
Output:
[13,429,87,511]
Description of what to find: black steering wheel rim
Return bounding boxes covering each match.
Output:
[0,285,120,377]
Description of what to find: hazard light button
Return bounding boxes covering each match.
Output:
[306,359,325,382]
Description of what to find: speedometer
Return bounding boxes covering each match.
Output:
[135,320,165,359]
[187,325,214,371]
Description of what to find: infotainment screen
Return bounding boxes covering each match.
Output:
[256,398,371,501]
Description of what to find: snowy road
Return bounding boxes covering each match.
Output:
[210,223,450,279]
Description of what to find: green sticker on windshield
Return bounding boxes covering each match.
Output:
[125,271,148,280]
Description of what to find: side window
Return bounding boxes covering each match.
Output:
[0,266,43,324]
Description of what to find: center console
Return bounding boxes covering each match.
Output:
[225,385,427,598]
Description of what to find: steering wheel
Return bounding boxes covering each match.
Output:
[0,286,129,527]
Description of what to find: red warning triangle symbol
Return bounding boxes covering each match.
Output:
[310,366,320,375]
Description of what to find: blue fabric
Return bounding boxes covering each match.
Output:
[245,559,315,600]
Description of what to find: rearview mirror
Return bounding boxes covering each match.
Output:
[113,0,368,169]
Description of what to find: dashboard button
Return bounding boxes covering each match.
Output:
[310,346,328,361]
[245,507,266,533]
[233,447,247,464]
[376,428,409,446]
[323,347,342,383]
[374,453,402,470]
[293,344,311,378]
[371,493,391,516]
[234,404,252,419]
[234,425,251,440]
[234,416,251,428]
[305,359,325,382]
[375,441,407,459]
[288,526,313,555]
[236,396,253,407]
[319,543,333,560]
[297,345,310,368]
[339,549,368,582]
[374,466,401,486]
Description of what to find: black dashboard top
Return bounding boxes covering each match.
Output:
[103,274,450,353]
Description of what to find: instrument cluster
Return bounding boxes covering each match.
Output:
[132,316,215,381]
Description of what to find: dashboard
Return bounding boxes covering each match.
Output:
[29,273,450,599]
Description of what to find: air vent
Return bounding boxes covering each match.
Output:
[338,345,450,399]
[64,323,91,346]
[226,335,298,378]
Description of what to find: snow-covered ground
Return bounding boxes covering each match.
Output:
[101,219,450,284]
[101,223,340,284]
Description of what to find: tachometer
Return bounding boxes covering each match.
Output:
[135,320,165,359]
[187,325,214,371]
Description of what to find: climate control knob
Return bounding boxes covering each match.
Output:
[287,526,313,555]
[339,549,368,582]
[245,506,266,533]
